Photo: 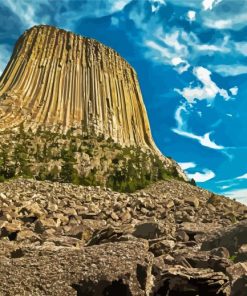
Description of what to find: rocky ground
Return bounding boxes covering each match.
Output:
[0,178,247,295]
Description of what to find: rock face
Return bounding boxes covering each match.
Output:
[0,25,157,152]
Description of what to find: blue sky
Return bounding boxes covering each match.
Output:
[1,0,247,203]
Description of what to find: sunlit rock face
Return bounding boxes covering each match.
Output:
[0,25,157,151]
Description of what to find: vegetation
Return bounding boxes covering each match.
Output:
[0,128,185,192]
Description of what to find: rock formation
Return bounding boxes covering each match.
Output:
[0,25,187,185]
[0,25,157,151]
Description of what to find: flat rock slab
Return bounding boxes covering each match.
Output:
[0,241,153,296]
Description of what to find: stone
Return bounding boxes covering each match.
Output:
[149,239,175,256]
[176,230,189,242]
[201,220,247,254]
[133,222,161,239]
[210,247,230,259]
[236,244,247,261]
[226,262,247,281]
[34,218,57,234]
[110,212,119,221]
[153,266,231,295]
[184,196,200,208]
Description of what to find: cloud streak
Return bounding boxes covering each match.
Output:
[172,103,225,150]
[173,129,224,150]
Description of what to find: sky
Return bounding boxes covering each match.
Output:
[1,0,247,203]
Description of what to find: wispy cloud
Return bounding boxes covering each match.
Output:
[187,169,215,182]
[211,64,247,77]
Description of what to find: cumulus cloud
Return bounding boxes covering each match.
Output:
[187,169,215,182]
[175,66,230,104]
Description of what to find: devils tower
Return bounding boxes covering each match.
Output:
[0,25,186,189]
[0,25,157,150]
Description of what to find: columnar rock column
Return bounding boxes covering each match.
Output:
[0,25,158,151]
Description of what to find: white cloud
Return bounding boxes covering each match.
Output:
[226,113,233,117]
[202,0,220,10]
[187,10,196,22]
[211,64,247,77]
[236,173,247,180]
[187,169,215,182]
[178,162,196,170]
[176,66,230,104]
[229,86,238,96]
[223,188,247,204]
